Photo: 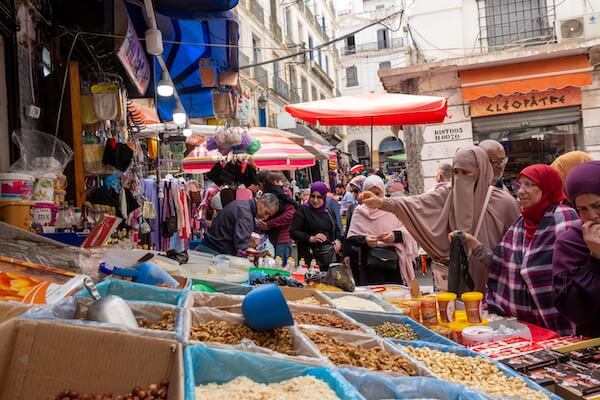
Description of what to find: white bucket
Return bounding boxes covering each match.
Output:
[0,173,34,200]
[32,174,56,202]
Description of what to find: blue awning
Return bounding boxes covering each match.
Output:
[155,0,239,18]
[125,2,239,121]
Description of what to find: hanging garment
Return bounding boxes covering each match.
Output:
[142,178,160,250]
[92,83,119,121]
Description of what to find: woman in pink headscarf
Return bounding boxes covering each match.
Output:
[346,175,418,285]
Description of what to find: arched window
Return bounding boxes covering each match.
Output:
[346,66,358,87]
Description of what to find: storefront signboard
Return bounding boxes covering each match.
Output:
[470,86,581,118]
[422,120,473,144]
[117,16,151,96]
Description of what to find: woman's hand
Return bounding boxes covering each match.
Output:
[378,232,395,244]
[448,230,481,251]
[309,233,328,244]
[334,239,342,253]
[366,235,378,248]
[583,221,600,257]
[358,191,384,209]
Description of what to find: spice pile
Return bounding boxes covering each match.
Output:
[403,346,548,400]
[373,322,418,340]
[302,329,416,375]
[137,310,175,331]
[48,381,169,399]
[190,320,296,355]
[330,296,385,312]
[194,376,340,400]
[306,283,342,292]
[293,311,361,331]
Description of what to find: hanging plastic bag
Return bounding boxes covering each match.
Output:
[91,82,119,121]
[9,129,74,177]
[448,231,474,296]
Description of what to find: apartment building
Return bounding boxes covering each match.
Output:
[235,0,342,131]
[337,0,408,170]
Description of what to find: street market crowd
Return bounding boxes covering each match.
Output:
[194,140,600,338]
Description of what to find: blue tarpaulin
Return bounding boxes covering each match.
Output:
[125,2,239,120]
[155,0,239,17]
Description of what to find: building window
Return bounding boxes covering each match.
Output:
[325,55,330,75]
[481,0,554,50]
[320,93,326,100]
[346,66,358,87]
[252,35,261,63]
[301,76,309,102]
[311,85,318,101]
[285,9,293,38]
[378,61,391,71]
[318,49,322,66]
[42,47,52,77]
[308,36,314,60]
[377,28,389,49]
[345,35,355,54]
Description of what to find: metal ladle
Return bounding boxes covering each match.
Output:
[82,277,139,329]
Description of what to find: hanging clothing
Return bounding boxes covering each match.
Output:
[554,160,600,337]
[142,178,160,250]
[379,145,520,291]
[347,176,418,285]
[487,204,578,335]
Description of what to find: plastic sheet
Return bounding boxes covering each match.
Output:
[339,368,494,400]
[396,341,562,400]
[189,278,252,295]
[9,129,73,177]
[0,222,102,277]
[75,278,186,306]
[342,310,456,346]
[21,297,182,340]
[183,291,245,309]
[184,345,364,400]
[183,307,325,364]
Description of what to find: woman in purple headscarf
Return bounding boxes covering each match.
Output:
[290,181,342,270]
[553,161,600,337]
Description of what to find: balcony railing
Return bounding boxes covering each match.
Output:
[342,37,404,55]
[271,21,283,43]
[272,76,289,99]
[249,0,264,24]
[253,66,268,87]
[297,1,329,41]
[239,52,250,69]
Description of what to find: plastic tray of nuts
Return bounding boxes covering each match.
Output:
[341,310,456,346]
[289,304,368,332]
[22,297,183,341]
[182,307,325,365]
[323,291,399,312]
[299,325,433,378]
[396,341,561,400]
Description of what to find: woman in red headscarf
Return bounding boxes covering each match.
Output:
[456,165,579,335]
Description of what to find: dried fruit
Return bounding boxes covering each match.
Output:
[293,311,360,330]
[137,310,175,331]
[373,322,418,340]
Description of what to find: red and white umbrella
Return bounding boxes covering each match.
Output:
[350,164,365,174]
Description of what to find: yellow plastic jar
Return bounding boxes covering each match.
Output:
[461,291,484,324]
[436,292,457,323]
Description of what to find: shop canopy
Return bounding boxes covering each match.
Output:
[155,0,239,18]
[284,93,448,126]
[460,55,593,101]
[182,128,316,173]
[126,2,239,121]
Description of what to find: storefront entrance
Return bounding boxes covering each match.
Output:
[472,107,583,188]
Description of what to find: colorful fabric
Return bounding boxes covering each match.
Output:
[551,151,592,197]
[519,164,565,243]
[487,204,579,335]
[565,160,600,203]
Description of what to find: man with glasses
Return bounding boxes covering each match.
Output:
[479,140,509,190]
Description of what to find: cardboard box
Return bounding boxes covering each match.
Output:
[0,319,183,400]
[0,301,30,323]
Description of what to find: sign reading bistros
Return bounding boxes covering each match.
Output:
[421,120,474,191]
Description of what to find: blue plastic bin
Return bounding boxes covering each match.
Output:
[184,345,364,400]
[40,232,88,246]
[75,278,188,307]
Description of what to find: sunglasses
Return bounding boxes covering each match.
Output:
[511,182,537,192]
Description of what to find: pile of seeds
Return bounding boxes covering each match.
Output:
[373,322,418,340]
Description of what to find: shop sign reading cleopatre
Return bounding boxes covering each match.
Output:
[470,86,581,118]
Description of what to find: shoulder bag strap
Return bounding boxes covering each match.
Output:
[474,186,494,238]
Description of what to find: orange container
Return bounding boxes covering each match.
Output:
[0,201,33,230]
[419,295,438,326]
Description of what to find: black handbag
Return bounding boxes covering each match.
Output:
[311,208,339,268]
[366,246,399,270]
